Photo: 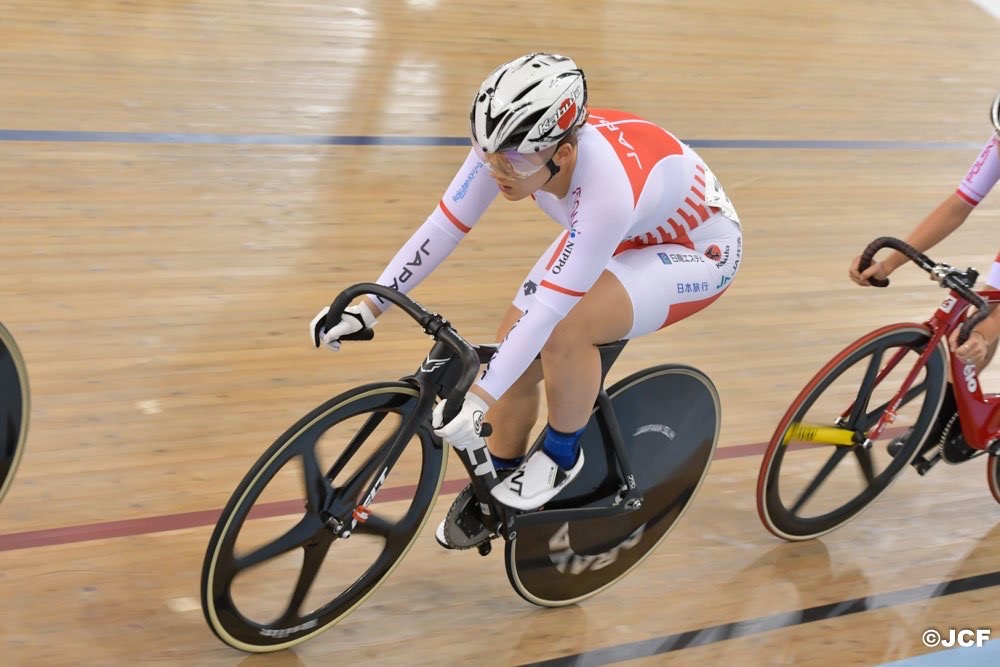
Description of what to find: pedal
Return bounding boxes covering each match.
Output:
[476,541,492,557]
[913,452,941,476]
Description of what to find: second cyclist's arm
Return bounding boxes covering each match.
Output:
[882,134,999,274]
[879,194,974,274]
[365,150,498,313]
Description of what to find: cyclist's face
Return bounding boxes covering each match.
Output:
[490,160,554,200]
[472,142,557,200]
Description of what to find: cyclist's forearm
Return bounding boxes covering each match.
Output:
[476,301,563,402]
[882,194,974,273]
[367,149,498,314]
[368,215,463,313]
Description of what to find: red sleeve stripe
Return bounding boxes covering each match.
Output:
[546,231,571,270]
[541,280,586,297]
[438,199,471,233]
[694,173,706,187]
[955,189,980,207]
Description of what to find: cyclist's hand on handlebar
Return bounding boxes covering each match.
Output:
[849,255,889,286]
[432,393,490,451]
[310,301,377,351]
[950,328,990,367]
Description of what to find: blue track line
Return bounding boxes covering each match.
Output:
[0,129,984,150]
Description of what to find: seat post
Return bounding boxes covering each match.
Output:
[597,339,629,385]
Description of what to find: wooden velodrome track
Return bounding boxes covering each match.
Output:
[2,1,999,664]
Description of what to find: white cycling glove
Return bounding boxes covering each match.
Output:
[311,301,378,351]
[432,393,497,479]
[433,393,489,448]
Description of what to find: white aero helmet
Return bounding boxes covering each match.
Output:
[991,92,1000,136]
[470,53,588,154]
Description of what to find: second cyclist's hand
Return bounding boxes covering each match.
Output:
[849,256,888,286]
[951,328,989,367]
[311,301,377,351]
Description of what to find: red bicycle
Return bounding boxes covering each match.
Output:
[757,237,1000,541]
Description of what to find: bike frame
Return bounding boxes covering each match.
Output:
[406,338,647,539]
[325,283,646,543]
[863,288,1000,452]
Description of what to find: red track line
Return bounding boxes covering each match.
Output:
[0,441,774,553]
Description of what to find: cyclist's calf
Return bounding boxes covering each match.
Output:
[486,359,543,459]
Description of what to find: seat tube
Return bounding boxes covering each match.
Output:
[595,390,640,497]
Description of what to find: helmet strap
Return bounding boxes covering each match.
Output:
[543,157,561,184]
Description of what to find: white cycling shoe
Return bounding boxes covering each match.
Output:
[490,449,584,511]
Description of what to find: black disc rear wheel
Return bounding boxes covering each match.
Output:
[0,323,29,506]
[506,364,720,606]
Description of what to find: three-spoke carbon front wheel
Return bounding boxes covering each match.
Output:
[201,382,445,652]
[0,322,29,506]
[757,324,947,541]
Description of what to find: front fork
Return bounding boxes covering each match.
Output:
[322,384,438,538]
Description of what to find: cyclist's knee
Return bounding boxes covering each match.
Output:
[495,377,540,408]
[543,320,591,357]
[495,304,526,342]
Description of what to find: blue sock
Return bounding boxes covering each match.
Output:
[542,424,585,470]
[490,453,523,471]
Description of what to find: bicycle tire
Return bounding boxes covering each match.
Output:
[757,324,947,541]
[201,381,445,652]
[505,364,720,606]
[987,454,1000,505]
[0,322,29,506]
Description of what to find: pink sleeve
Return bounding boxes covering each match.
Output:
[956,135,1000,206]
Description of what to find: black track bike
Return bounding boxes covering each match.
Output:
[201,283,721,652]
